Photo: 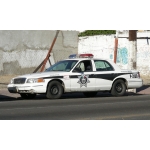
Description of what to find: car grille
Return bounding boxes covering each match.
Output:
[14,78,26,84]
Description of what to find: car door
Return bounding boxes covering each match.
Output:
[70,60,96,92]
[93,60,115,91]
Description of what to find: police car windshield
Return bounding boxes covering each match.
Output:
[45,60,78,72]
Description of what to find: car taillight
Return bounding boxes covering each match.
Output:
[130,72,140,78]
[138,72,140,78]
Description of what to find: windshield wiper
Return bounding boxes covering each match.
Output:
[52,70,65,71]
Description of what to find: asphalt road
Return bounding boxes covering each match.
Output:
[0,93,150,120]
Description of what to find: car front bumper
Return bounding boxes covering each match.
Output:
[7,84,47,94]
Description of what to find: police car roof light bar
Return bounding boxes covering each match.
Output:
[69,54,78,59]
[79,54,94,58]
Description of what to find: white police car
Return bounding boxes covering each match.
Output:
[8,54,143,99]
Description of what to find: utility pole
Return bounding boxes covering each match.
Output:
[114,30,119,63]
[128,30,137,70]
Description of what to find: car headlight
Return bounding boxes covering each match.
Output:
[10,79,14,84]
[26,78,45,83]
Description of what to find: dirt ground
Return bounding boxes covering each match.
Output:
[0,74,150,89]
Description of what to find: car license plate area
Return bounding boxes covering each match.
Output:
[8,87,17,93]
[18,89,35,94]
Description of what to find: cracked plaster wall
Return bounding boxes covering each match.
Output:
[0,30,78,75]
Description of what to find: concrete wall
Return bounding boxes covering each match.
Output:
[78,31,150,80]
[0,30,78,75]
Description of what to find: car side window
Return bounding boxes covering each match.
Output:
[94,60,114,71]
[75,62,85,72]
[73,60,92,72]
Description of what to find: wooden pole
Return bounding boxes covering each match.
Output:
[128,30,137,70]
[40,30,60,72]
[114,31,118,63]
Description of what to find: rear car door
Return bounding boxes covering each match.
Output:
[94,60,115,91]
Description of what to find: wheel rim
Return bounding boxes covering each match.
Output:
[51,85,59,95]
[115,83,123,93]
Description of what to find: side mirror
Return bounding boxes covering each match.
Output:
[73,68,81,72]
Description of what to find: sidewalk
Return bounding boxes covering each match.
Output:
[0,85,150,100]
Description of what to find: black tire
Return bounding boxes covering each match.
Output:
[83,92,97,97]
[46,81,63,99]
[20,93,36,99]
[111,79,126,96]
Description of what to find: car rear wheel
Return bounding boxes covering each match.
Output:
[83,92,97,97]
[46,81,63,99]
[20,93,36,99]
[111,79,126,96]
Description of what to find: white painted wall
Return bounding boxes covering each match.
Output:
[78,31,150,79]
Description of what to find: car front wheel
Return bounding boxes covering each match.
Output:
[111,79,126,96]
[46,81,63,99]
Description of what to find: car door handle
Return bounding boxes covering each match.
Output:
[90,74,95,76]
[89,74,96,77]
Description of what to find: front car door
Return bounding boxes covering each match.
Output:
[70,60,96,92]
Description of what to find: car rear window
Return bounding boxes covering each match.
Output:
[94,60,114,71]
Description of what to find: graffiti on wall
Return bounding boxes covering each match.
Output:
[109,54,113,60]
[116,47,128,65]
[137,45,150,72]
[137,45,150,59]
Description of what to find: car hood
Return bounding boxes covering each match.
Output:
[13,71,69,79]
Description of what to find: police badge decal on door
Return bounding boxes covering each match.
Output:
[77,74,90,87]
